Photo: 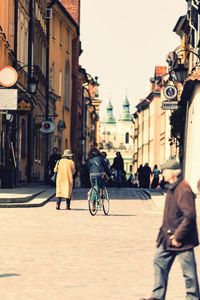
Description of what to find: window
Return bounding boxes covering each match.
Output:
[64,60,71,108]
[21,119,26,158]
[17,9,28,67]
[52,13,55,38]
[49,63,55,91]
[59,20,62,45]
[58,71,62,96]
[125,132,129,144]
[66,28,70,52]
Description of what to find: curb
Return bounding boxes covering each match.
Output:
[0,190,45,203]
[0,191,56,208]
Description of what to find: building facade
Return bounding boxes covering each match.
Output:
[132,66,173,173]
[0,0,15,187]
[49,0,79,158]
[99,97,134,174]
[172,0,200,192]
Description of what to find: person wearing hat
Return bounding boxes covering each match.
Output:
[54,149,75,210]
[140,159,199,300]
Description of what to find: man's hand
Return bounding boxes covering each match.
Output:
[170,235,182,248]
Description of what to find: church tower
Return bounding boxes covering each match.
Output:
[117,96,133,149]
[100,100,117,149]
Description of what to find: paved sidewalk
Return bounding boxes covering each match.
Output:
[0,193,199,300]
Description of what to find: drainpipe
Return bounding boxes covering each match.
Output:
[44,0,58,182]
[14,0,18,65]
[27,0,34,182]
[13,0,19,186]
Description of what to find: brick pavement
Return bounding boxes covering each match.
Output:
[0,190,199,300]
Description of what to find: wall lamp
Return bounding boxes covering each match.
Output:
[17,63,39,94]
[171,49,200,84]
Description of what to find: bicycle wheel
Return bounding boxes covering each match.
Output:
[88,187,99,216]
[102,187,109,215]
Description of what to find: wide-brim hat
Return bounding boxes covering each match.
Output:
[62,149,73,157]
[160,159,181,170]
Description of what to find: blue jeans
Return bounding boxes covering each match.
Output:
[115,170,122,187]
[151,244,200,300]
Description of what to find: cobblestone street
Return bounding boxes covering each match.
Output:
[0,188,200,300]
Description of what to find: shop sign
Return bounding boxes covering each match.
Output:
[161,100,179,110]
[163,85,178,100]
[17,100,33,114]
[0,89,17,110]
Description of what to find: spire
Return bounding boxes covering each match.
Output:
[119,95,132,121]
[104,100,116,124]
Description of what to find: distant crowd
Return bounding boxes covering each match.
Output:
[47,147,164,189]
[80,151,163,189]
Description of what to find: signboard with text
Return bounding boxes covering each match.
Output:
[161,100,179,110]
[0,89,18,110]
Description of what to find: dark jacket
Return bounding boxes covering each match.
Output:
[112,156,124,171]
[48,153,61,173]
[157,176,199,251]
[88,155,111,176]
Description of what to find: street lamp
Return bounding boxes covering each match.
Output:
[17,63,39,95]
[28,76,38,94]
[173,64,188,84]
[171,49,200,83]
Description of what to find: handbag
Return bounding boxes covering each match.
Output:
[51,160,60,183]
[51,172,57,183]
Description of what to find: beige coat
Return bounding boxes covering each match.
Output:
[54,158,75,199]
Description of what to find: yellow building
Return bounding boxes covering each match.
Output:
[49,1,79,156]
[0,0,15,187]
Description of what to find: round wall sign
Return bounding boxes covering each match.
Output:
[40,121,55,133]
[163,85,178,100]
[0,66,18,87]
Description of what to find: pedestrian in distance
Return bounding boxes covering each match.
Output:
[54,149,75,210]
[111,151,124,188]
[137,164,144,188]
[47,147,61,185]
[140,159,200,300]
[101,151,110,169]
[151,164,161,189]
[142,163,152,188]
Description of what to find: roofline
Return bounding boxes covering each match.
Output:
[56,1,80,35]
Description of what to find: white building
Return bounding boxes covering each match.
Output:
[99,97,134,173]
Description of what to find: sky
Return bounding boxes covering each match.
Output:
[80,0,187,118]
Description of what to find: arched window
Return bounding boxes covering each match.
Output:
[125,132,129,144]
[64,59,71,109]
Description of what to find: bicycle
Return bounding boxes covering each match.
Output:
[88,177,110,216]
